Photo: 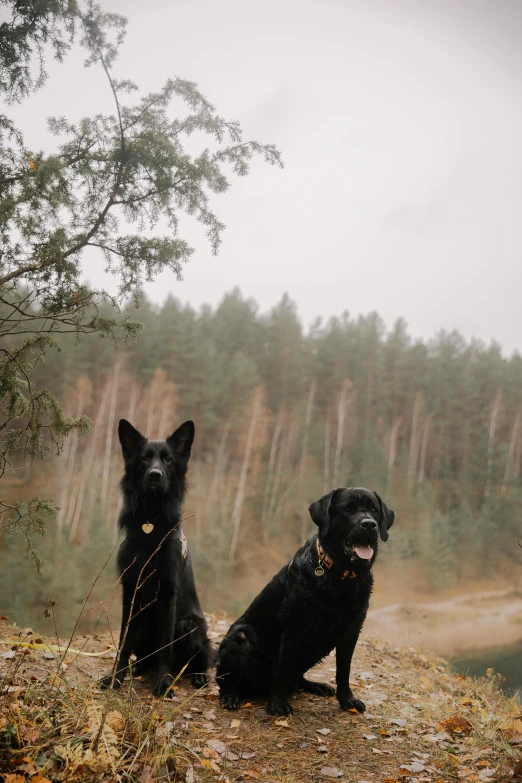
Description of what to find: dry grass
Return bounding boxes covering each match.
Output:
[0,616,520,783]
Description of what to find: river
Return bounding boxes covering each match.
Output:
[453,641,522,697]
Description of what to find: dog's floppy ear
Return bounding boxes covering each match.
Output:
[118,419,145,460]
[309,489,339,536]
[167,420,195,460]
[373,491,395,542]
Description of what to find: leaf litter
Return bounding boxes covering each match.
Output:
[0,614,517,782]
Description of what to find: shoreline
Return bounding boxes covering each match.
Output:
[366,586,522,657]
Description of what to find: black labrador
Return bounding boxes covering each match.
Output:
[216,487,394,716]
[100,419,211,697]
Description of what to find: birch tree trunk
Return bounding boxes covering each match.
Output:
[407,392,422,493]
[100,359,121,522]
[323,410,331,494]
[418,414,431,483]
[501,410,520,495]
[484,389,502,499]
[299,379,316,544]
[332,380,351,488]
[261,408,284,543]
[386,416,402,497]
[206,420,231,536]
[68,380,111,543]
[228,389,262,563]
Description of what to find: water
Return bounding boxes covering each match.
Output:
[453,641,522,697]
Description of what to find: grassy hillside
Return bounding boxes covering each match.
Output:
[0,616,519,783]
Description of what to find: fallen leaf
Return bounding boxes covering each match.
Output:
[320,767,343,778]
[200,758,220,772]
[317,746,328,753]
[438,716,473,736]
[1,651,16,659]
[379,728,391,737]
[4,776,26,783]
[275,718,289,727]
[230,718,241,729]
[390,718,407,727]
[185,763,194,783]
[106,710,124,732]
[31,777,53,783]
[513,758,522,780]
[316,728,331,736]
[400,762,426,773]
[421,675,432,691]
[363,734,377,740]
[207,739,227,754]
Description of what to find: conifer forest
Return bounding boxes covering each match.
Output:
[2,289,521,627]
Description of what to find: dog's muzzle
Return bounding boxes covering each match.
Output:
[346,517,378,561]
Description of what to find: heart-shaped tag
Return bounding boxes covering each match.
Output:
[142,523,154,534]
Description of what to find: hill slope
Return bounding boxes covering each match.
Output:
[0,616,518,782]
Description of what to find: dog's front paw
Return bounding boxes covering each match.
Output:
[220,692,241,710]
[191,672,209,689]
[267,697,293,716]
[153,673,176,698]
[338,695,365,713]
[302,679,335,697]
[99,674,123,690]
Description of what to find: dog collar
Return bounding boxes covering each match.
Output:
[315,538,357,580]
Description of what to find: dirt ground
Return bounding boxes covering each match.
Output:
[365,588,522,657]
[0,615,520,783]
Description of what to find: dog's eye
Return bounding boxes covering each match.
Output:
[164,454,172,463]
[141,455,149,463]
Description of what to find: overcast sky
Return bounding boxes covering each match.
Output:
[10,0,522,353]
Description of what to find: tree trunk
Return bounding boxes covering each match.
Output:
[407,392,422,493]
[206,420,231,533]
[333,380,351,487]
[418,414,431,483]
[68,380,111,543]
[57,377,88,535]
[323,410,331,494]
[262,408,284,543]
[501,410,520,495]
[484,389,502,498]
[228,389,262,563]
[386,416,402,497]
[299,379,317,544]
[100,358,121,523]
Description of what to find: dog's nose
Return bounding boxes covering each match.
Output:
[360,518,377,532]
[148,469,163,482]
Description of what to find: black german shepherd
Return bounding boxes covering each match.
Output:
[100,418,211,697]
[216,487,394,716]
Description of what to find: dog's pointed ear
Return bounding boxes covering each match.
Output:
[118,419,145,460]
[167,420,195,460]
[309,489,339,536]
[373,491,395,542]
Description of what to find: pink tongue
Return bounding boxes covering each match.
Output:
[353,545,374,560]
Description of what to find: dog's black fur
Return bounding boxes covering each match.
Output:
[216,487,394,716]
[100,419,211,697]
